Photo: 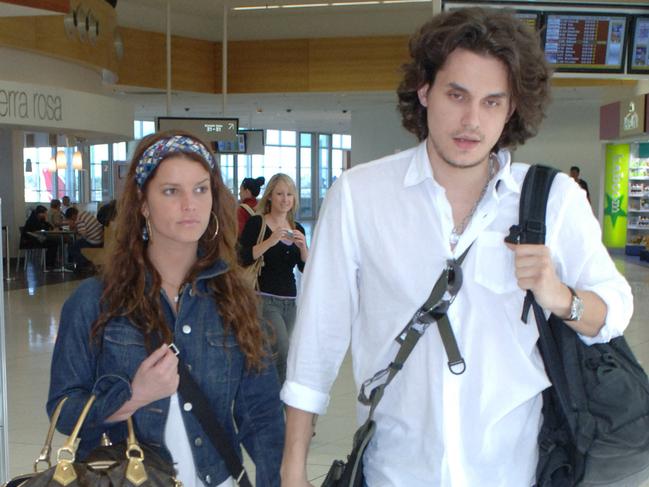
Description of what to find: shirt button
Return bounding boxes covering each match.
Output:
[182,325,191,334]
[205,475,211,484]
[194,437,203,447]
[183,402,193,412]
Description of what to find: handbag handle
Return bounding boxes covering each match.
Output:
[52,395,149,487]
[33,397,68,472]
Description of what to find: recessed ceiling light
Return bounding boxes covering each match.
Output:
[332,1,380,5]
[233,5,269,10]
[282,3,329,7]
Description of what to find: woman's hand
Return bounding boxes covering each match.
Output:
[131,344,179,405]
[291,229,307,251]
[268,226,292,246]
[106,344,178,422]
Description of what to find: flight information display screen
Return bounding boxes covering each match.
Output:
[543,13,628,72]
[629,17,649,74]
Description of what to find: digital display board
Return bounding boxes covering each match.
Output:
[543,13,628,73]
[157,117,239,142]
[629,17,649,74]
[515,12,541,31]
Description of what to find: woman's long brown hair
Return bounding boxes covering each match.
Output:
[91,130,266,369]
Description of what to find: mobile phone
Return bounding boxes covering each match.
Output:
[285,230,294,239]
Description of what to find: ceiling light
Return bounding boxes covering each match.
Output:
[73,151,83,170]
[332,1,380,5]
[233,5,271,10]
[383,0,430,3]
[282,3,329,7]
[56,150,67,170]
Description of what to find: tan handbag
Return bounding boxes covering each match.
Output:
[244,216,267,290]
[4,396,180,487]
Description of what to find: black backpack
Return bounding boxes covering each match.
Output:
[506,164,649,487]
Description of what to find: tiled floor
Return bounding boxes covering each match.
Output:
[2,256,648,486]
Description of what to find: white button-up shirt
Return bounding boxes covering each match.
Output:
[281,142,633,487]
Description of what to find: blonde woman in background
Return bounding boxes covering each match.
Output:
[239,173,308,385]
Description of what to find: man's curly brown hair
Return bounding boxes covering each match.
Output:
[397,7,552,150]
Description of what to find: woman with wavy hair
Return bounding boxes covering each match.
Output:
[47,130,284,487]
[239,173,308,385]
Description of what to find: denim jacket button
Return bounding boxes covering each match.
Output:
[182,325,191,334]
[194,437,203,447]
[183,402,193,412]
[205,475,211,484]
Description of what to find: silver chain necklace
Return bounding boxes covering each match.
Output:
[449,155,497,247]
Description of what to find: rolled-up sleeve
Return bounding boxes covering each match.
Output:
[548,176,633,345]
[281,175,360,414]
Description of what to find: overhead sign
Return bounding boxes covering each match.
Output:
[619,96,646,138]
[0,80,133,139]
[157,117,238,142]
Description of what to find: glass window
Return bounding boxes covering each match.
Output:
[23,147,56,203]
[280,130,296,146]
[342,135,352,149]
[300,133,312,147]
[90,144,109,202]
[219,154,235,193]
[134,120,156,140]
[55,147,80,202]
[113,142,127,162]
[266,129,280,145]
[332,134,342,149]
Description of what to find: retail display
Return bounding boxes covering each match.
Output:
[627,145,649,252]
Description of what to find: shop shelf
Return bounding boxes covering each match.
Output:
[628,226,649,230]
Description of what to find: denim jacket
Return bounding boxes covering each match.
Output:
[47,260,284,487]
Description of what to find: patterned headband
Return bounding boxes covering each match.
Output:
[135,135,217,188]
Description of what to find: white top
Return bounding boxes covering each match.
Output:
[281,142,633,487]
[165,393,233,487]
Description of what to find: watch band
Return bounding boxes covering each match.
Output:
[566,286,583,321]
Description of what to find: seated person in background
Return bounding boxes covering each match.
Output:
[97,199,117,227]
[60,195,72,215]
[49,199,64,229]
[65,207,103,270]
[21,205,58,269]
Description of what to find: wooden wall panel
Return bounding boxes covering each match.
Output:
[308,36,409,92]
[1,0,68,13]
[116,28,165,90]
[117,28,219,93]
[228,39,309,93]
[0,11,117,74]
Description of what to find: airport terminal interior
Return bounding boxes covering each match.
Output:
[2,0,649,485]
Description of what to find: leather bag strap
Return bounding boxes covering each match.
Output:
[358,244,472,421]
[177,361,252,487]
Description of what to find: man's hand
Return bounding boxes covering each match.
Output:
[505,242,572,318]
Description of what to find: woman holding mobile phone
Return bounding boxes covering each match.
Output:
[239,173,308,385]
[47,131,284,487]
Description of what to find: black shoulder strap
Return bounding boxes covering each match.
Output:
[506,164,559,245]
[505,165,559,322]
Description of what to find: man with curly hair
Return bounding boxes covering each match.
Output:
[280,7,632,486]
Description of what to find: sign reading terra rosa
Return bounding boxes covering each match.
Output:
[603,144,630,248]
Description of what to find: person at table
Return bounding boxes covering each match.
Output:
[65,207,103,271]
[49,199,64,229]
[21,205,58,270]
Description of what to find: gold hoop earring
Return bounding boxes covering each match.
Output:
[207,211,219,241]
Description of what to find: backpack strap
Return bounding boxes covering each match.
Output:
[505,165,559,323]
[240,203,255,216]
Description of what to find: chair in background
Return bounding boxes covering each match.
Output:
[80,223,116,269]
[15,226,46,273]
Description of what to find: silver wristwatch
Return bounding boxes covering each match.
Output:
[566,286,584,321]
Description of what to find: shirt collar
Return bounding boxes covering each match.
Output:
[491,149,521,196]
[403,141,434,188]
[403,140,521,196]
